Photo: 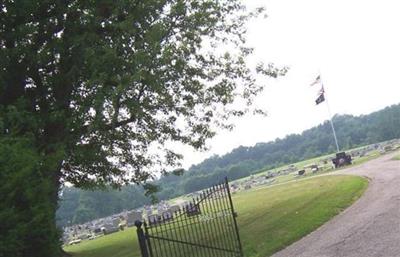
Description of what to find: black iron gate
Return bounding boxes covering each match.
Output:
[135,177,244,257]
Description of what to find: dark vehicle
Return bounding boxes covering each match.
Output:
[297,169,306,175]
[332,152,352,168]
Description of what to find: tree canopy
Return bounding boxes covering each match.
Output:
[0,1,285,256]
[0,0,284,188]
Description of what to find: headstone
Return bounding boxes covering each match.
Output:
[169,205,180,213]
[127,211,142,227]
[145,206,153,216]
[180,201,189,209]
[157,206,164,214]
[112,218,120,228]
[101,224,119,235]
[310,164,319,173]
[148,214,160,225]
[265,173,274,179]
[162,210,174,222]
[185,203,201,217]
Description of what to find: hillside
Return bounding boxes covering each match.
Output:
[57,103,400,226]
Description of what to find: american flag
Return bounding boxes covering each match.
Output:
[310,75,321,86]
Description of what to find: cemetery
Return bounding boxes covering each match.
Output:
[62,139,400,247]
[3,1,400,256]
[64,174,369,257]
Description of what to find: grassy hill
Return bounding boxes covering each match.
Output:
[65,175,367,257]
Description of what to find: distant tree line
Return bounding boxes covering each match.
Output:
[57,103,400,227]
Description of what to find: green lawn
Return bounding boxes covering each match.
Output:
[65,175,367,257]
[242,149,381,191]
[392,154,400,160]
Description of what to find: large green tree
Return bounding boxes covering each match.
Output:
[0,1,285,256]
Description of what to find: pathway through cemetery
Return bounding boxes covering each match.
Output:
[272,152,400,257]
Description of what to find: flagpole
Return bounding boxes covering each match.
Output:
[320,74,340,152]
[325,95,340,152]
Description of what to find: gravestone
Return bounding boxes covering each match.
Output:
[127,211,143,227]
[162,210,174,222]
[185,203,201,217]
[169,205,180,213]
[148,214,162,225]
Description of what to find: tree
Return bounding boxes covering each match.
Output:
[0,1,286,256]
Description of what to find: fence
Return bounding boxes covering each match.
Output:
[136,177,243,257]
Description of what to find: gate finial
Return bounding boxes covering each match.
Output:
[134,220,142,228]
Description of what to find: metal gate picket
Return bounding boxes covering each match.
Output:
[136,177,243,257]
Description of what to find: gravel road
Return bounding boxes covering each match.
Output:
[271,152,400,257]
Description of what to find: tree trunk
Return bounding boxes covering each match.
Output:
[24,166,63,257]
[0,138,64,257]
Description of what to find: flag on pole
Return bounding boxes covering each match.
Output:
[310,75,321,86]
[315,89,325,105]
[310,73,340,151]
[311,74,325,104]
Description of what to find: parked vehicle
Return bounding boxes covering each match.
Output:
[332,152,352,168]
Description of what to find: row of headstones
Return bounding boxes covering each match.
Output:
[63,199,194,241]
[230,173,277,192]
[127,203,203,227]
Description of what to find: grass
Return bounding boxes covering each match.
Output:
[237,175,367,257]
[241,149,381,191]
[65,175,368,257]
[392,154,400,160]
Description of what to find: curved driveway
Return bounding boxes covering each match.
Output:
[272,152,400,257]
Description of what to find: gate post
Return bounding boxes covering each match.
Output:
[135,220,150,257]
[225,177,244,257]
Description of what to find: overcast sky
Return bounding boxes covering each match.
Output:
[178,0,400,169]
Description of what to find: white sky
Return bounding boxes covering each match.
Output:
[179,0,400,169]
